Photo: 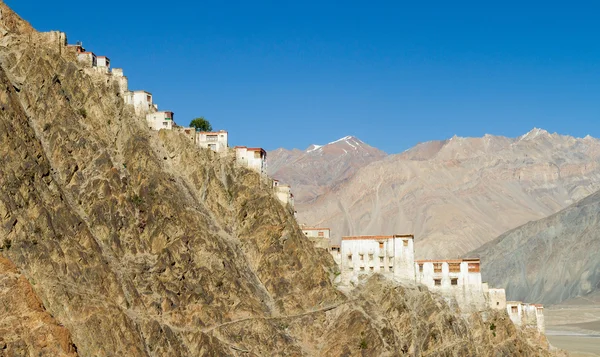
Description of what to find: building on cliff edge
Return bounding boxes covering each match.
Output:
[196,130,228,153]
[326,233,545,333]
[235,146,267,176]
[301,227,330,249]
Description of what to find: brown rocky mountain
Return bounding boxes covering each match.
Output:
[295,129,600,258]
[268,136,386,203]
[0,2,560,355]
[469,189,600,305]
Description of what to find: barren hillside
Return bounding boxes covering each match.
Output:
[470,190,600,305]
[268,136,386,204]
[0,2,560,355]
[296,130,600,258]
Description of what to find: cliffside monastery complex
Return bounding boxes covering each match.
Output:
[58,34,543,335]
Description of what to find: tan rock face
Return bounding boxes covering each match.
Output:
[0,256,78,356]
[0,3,562,356]
[294,131,600,258]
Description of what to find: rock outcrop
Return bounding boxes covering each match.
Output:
[0,3,561,355]
[470,190,600,305]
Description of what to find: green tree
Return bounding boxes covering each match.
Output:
[189,117,212,132]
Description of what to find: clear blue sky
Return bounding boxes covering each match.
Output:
[7,1,600,153]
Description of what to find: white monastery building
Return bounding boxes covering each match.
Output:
[301,227,330,249]
[197,130,228,152]
[327,232,545,334]
[340,235,416,285]
[415,258,487,311]
[507,302,545,333]
[274,184,294,207]
[125,90,155,115]
[235,146,267,175]
[97,55,110,69]
[146,111,174,130]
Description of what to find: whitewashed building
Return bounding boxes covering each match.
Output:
[97,56,110,69]
[275,184,294,206]
[77,50,97,68]
[235,146,267,175]
[301,227,330,249]
[415,258,487,311]
[507,302,545,334]
[340,235,416,285]
[196,130,228,152]
[487,287,507,310]
[125,90,155,115]
[146,111,174,130]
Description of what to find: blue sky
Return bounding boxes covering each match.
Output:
[7,1,600,153]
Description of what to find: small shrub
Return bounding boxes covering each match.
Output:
[489,323,496,331]
[43,123,51,131]
[131,194,144,206]
[107,119,111,125]
[359,339,367,350]
[78,108,87,118]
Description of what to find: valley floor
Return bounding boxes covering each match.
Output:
[545,293,600,356]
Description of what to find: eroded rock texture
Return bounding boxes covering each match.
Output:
[0,2,562,356]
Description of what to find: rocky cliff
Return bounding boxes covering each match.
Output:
[470,190,600,305]
[0,2,560,355]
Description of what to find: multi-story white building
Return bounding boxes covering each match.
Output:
[235,146,267,175]
[97,55,110,69]
[506,302,545,333]
[77,50,97,68]
[196,130,228,152]
[340,235,416,285]
[125,90,155,115]
[146,111,174,130]
[301,227,330,249]
[415,258,487,311]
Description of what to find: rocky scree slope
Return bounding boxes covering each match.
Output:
[297,130,600,258]
[0,3,560,356]
[470,190,600,305]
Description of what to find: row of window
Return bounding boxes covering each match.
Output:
[433,278,459,286]
[348,254,393,263]
[350,266,394,272]
[418,262,478,273]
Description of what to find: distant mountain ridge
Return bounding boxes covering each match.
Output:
[469,189,600,305]
[268,136,387,204]
[283,128,600,258]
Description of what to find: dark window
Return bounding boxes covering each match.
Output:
[379,242,384,249]
[434,263,443,273]
[434,279,441,286]
[451,278,458,286]
[403,240,408,246]
[418,264,423,272]
[511,306,518,313]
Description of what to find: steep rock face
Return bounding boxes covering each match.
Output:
[470,190,600,305]
[0,3,560,356]
[296,130,600,258]
[0,256,79,356]
[268,136,386,205]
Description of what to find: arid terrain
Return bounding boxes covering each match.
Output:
[545,293,600,356]
[0,2,563,356]
[272,131,600,259]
